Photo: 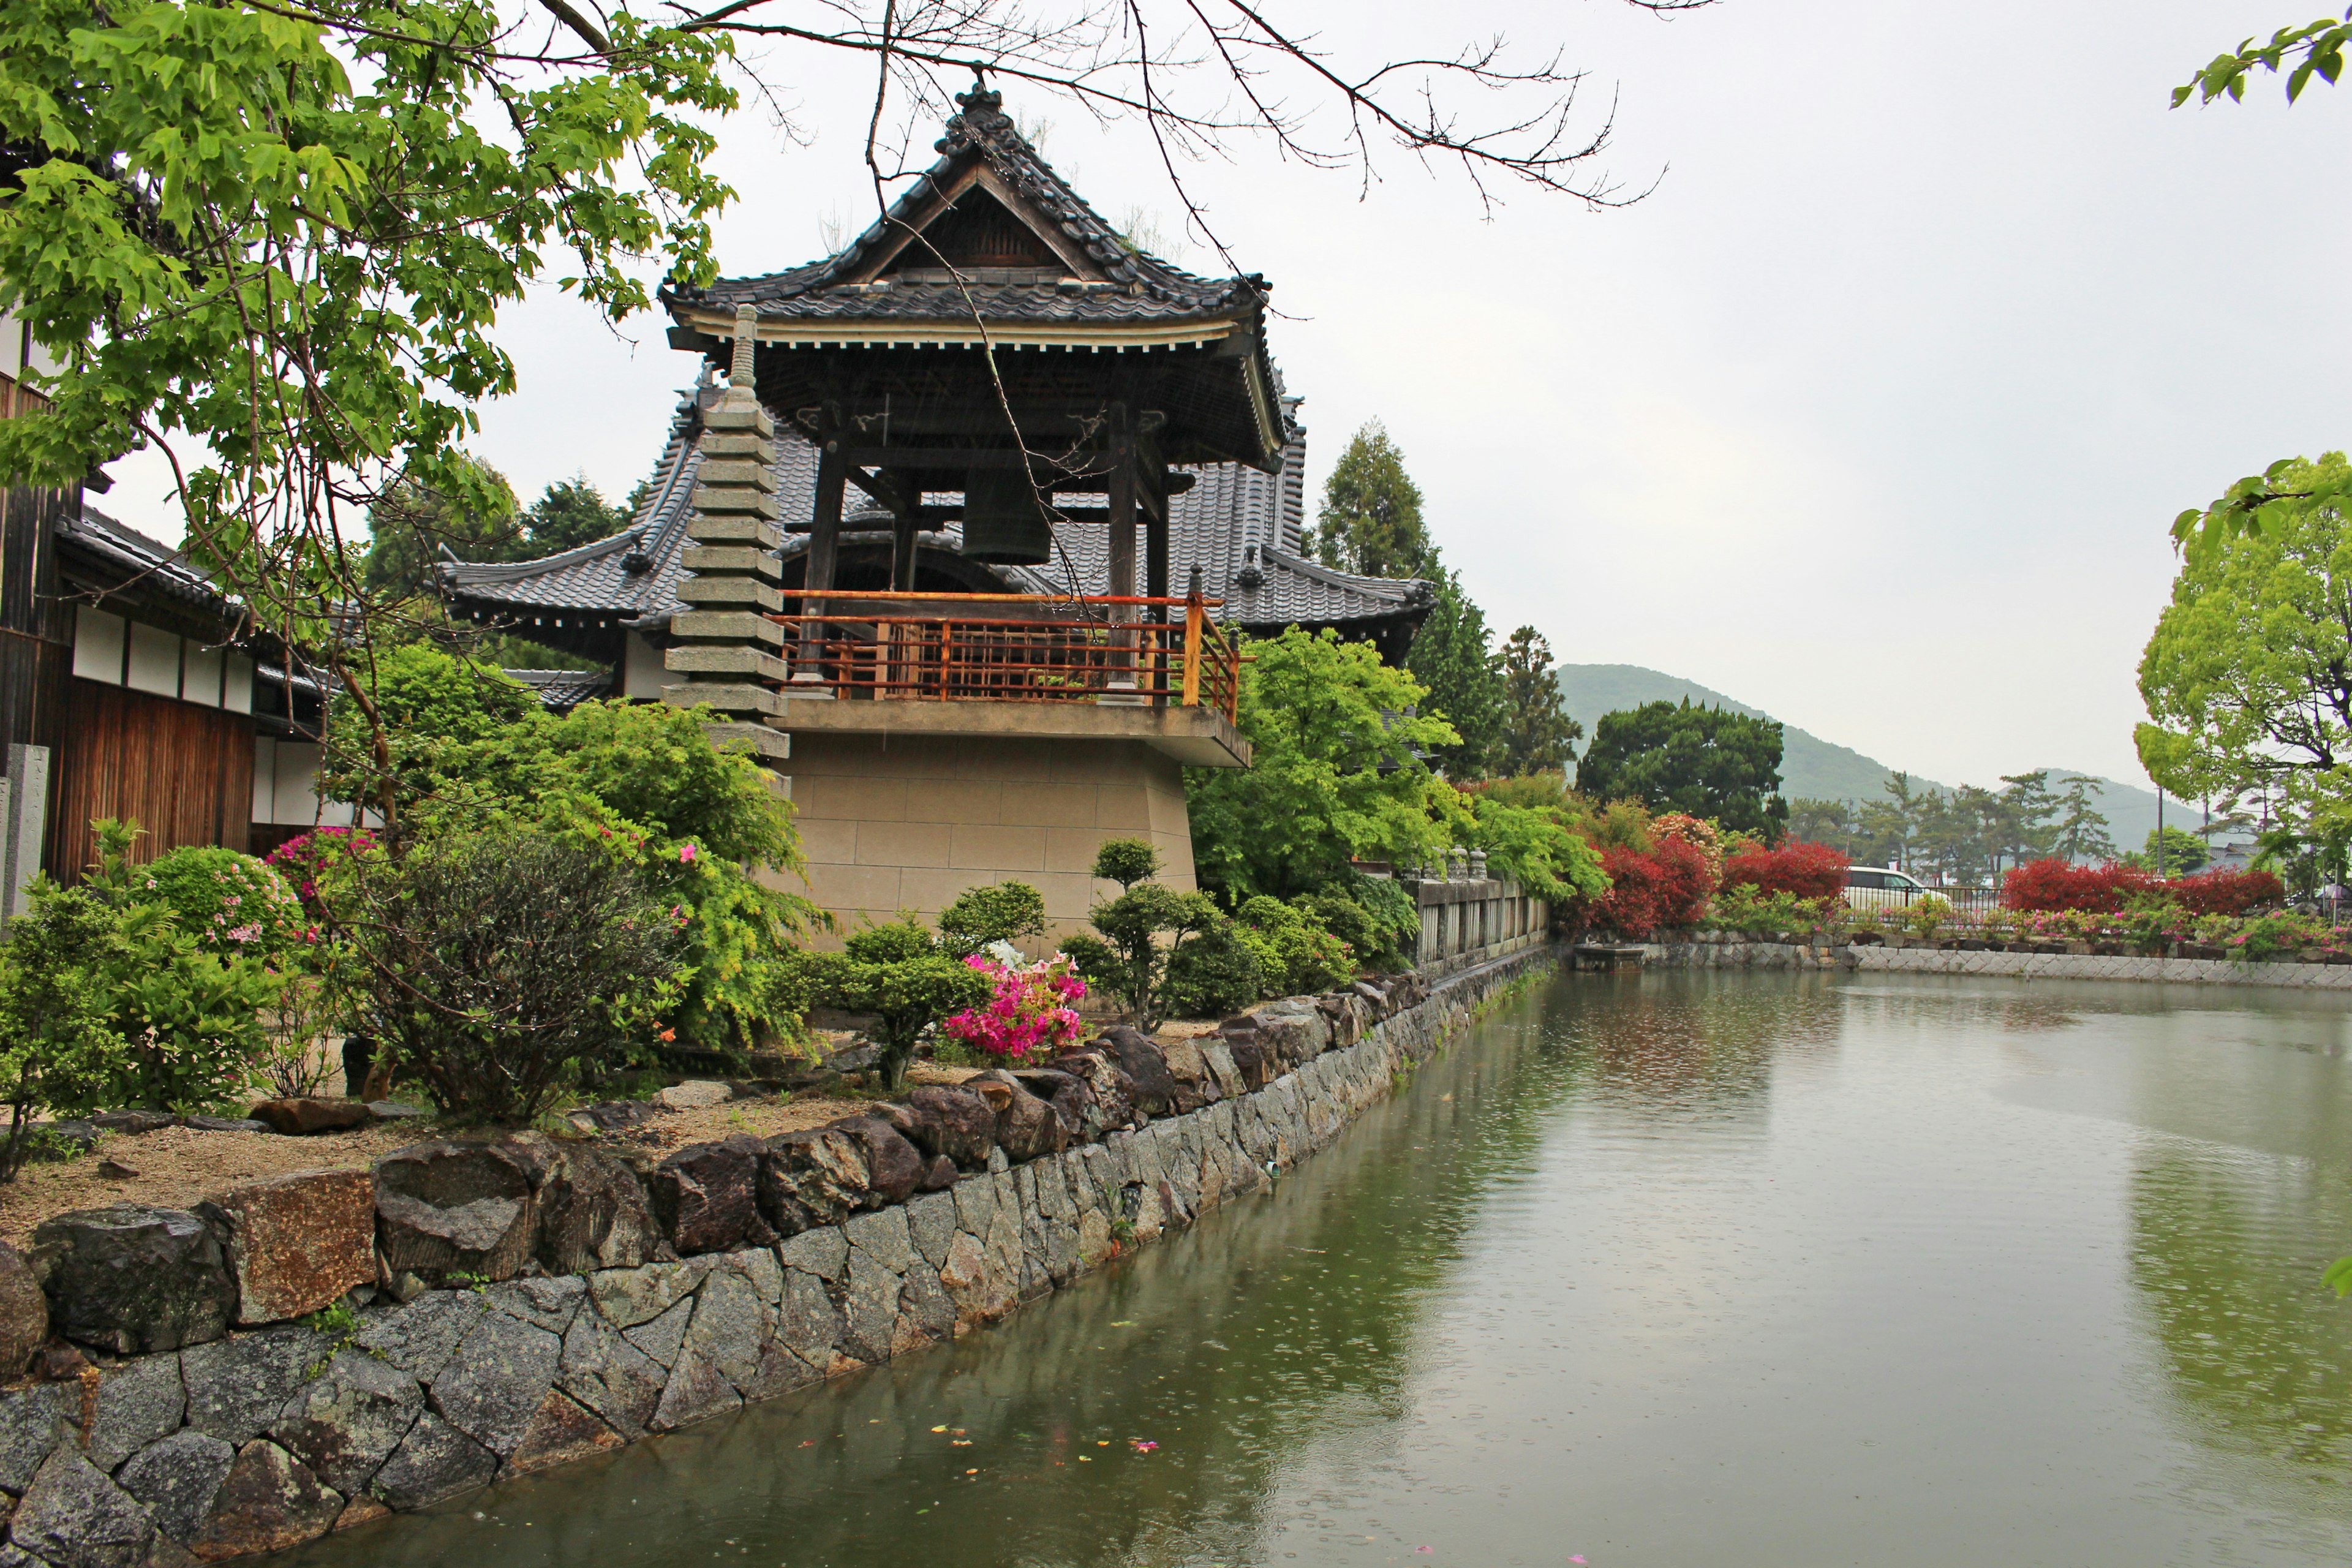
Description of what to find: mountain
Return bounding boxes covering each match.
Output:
[1549,663,2182,854]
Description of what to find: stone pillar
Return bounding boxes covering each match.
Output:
[664,304,790,761]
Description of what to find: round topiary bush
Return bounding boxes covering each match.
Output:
[137,846,310,958]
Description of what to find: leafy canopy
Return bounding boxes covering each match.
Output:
[1186,627,1461,899]
[0,0,735,750]
[2138,455,2352,836]
[1575,698,1789,839]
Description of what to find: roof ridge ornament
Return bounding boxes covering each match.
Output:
[937,74,1014,154]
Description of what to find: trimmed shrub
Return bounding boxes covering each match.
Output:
[138,845,309,958]
[937,881,1047,959]
[2002,858,2284,916]
[1721,839,1849,903]
[1235,895,1353,995]
[2166,868,2285,916]
[338,827,688,1124]
[2003,858,2152,913]
[1161,921,1265,1019]
[1593,846,1664,935]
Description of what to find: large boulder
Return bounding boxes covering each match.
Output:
[181,1439,341,1560]
[200,1169,375,1325]
[0,1240,47,1379]
[1219,1027,1273,1091]
[372,1139,545,1284]
[1009,1069,1096,1144]
[247,1098,370,1137]
[968,1073,1064,1162]
[1047,1050,1136,1137]
[86,1354,187,1471]
[826,1118,923,1208]
[757,1128,871,1235]
[535,1144,661,1275]
[427,1311,563,1459]
[1098,1028,1179,1116]
[1155,1039,1222,1114]
[884,1087,997,1168]
[507,1391,623,1474]
[30,1205,235,1354]
[647,1136,774,1256]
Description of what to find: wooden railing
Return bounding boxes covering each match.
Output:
[765,592,1242,721]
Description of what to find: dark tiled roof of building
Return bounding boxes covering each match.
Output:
[57,505,242,624]
[440,387,1429,637]
[667,86,1259,328]
[505,668,616,711]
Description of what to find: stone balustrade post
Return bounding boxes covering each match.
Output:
[665,304,790,762]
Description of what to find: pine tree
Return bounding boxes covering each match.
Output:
[1404,565,1506,777]
[1497,626,1581,776]
[1308,421,1431,579]
[522,473,631,554]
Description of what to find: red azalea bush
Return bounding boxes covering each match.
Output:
[1589,837,1716,935]
[2003,858,2284,916]
[1592,846,1664,934]
[2002,858,2152,913]
[1651,835,1716,925]
[2165,868,2285,916]
[1722,839,1850,902]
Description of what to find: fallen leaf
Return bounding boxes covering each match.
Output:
[930,1425,948,1433]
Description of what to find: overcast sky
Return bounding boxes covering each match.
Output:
[103,0,2352,788]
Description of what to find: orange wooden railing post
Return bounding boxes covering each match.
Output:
[1181,577,1205,707]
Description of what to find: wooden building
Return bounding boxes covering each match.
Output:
[442,85,1432,938]
[2,309,341,886]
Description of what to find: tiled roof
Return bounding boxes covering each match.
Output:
[440,386,1429,638]
[57,505,243,625]
[505,668,616,711]
[666,86,1261,329]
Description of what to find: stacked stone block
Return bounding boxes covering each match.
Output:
[664,304,790,760]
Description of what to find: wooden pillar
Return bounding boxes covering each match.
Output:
[1106,402,1138,605]
[1145,472,1169,602]
[797,434,846,680]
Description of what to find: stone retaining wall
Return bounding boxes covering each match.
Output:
[1637,933,2352,990]
[0,946,1559,1565]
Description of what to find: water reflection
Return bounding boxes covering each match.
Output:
[292,971,2352,1568]
[288,989,1569,1568]
[2130,1145,2352,1476]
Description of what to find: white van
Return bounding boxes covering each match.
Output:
[1845,867,1935,910]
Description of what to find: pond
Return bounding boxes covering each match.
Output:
[288,970,2352,1567]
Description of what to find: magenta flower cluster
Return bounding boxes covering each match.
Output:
[943,953,1086,1063]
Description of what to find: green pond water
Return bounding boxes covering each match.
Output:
[288,970,2352,1567]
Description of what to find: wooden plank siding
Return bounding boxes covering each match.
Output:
[49,677,252,879]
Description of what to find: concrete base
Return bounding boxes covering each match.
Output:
[784,731,1197,942]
